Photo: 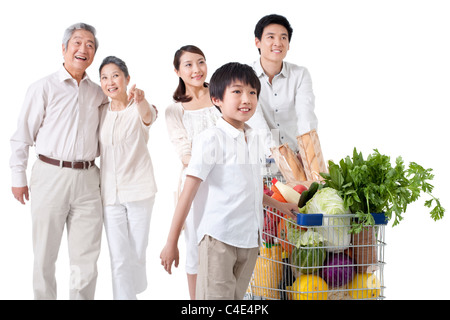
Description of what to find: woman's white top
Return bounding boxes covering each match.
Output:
[99,99,157,206]
[165,102,221,166]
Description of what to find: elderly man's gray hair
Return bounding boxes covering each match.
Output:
[62,23,99,52]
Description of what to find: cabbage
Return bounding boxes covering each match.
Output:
[322,252,355,288]
[299,187,351,252]
[299,229,324,247]
[291,230,326,276]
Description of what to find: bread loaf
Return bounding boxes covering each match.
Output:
[297,130,327,181]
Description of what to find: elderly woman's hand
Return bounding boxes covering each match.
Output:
[128,84,145,104]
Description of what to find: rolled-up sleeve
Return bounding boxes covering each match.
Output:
[185,129,217,182]
[295,67,318,135]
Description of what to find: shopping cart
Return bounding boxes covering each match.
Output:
[246,175,387,300]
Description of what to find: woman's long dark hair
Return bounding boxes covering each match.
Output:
[173,45,207,103]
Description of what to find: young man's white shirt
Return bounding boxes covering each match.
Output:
[185,117,265,249]
[247,60,318,154]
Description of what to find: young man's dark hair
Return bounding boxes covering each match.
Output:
[254,14,293,54]
[209,62,261,112]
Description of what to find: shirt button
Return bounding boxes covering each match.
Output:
[275,109,278,112]
[274,93,278,96]
[277,123,280,127]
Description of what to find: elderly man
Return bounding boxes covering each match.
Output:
[10,22,108,300]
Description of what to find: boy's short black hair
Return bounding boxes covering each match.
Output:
[209,62,261,110]
[254,14,293,42]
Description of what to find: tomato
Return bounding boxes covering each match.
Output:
[293,184,308,194]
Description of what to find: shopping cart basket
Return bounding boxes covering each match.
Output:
[246,178,387,300]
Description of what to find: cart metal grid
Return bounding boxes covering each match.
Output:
[246,176,387,300]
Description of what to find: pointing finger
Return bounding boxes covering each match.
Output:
[128,84,136,101]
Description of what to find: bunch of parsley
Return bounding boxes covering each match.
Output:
[320,148,445,233]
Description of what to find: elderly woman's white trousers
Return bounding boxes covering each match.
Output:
[103,196,154,300]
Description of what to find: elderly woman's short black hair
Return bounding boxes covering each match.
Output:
[99,56,130,78]
[62,22,99,52]
[209,62,261,110]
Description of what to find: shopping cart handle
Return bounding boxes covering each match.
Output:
[371,213,388,225]
[296,213,323,226]
[296,212,388,226]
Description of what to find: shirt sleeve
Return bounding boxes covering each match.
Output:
[10,82,46,187]
[185,129,217,181]
[165,103,192,166]
[294,67,318,135]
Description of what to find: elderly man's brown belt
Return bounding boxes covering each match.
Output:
[38,154,95,169]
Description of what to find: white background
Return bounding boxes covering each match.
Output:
[1,0,449,300]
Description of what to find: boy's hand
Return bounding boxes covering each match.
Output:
[276,202,299,220]
[263,194,299,220]
[160,243,179,275]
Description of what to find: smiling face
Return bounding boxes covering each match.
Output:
[175,51,207,88]
[212,80,258,130]
[100,63,130,100]
[255,23,290,65]
[62,29,96,77]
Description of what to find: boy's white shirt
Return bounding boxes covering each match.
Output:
[185,117,265,248]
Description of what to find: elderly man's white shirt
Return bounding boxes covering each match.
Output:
[10,66,107,187]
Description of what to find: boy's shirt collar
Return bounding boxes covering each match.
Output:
[216,117,253,140]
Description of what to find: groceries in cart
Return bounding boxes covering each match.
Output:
[248,147,445,300]
[250,178,386,300]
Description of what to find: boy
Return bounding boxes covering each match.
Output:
[160,62,298,300]
[247,14,319,155]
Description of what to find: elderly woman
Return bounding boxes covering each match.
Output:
[99,56,158,300]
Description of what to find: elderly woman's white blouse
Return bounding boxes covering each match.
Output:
[99,100,157,206]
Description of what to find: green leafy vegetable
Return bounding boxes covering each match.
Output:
[320,148,445,233]
[299,187,352,249]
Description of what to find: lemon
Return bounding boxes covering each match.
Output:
[291,274,328,300]
[348,273,381,299]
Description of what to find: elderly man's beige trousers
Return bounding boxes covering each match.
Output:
[30,159,103,300]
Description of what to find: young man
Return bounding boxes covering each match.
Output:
[10,23,108,300]
[160,62,298,300]
[247,14,319,155]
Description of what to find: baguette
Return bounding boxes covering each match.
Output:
[297,129,327,181]
[278,144,307,181]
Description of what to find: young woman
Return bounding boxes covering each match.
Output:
[164,45,220,300]
[99,56,158,300]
